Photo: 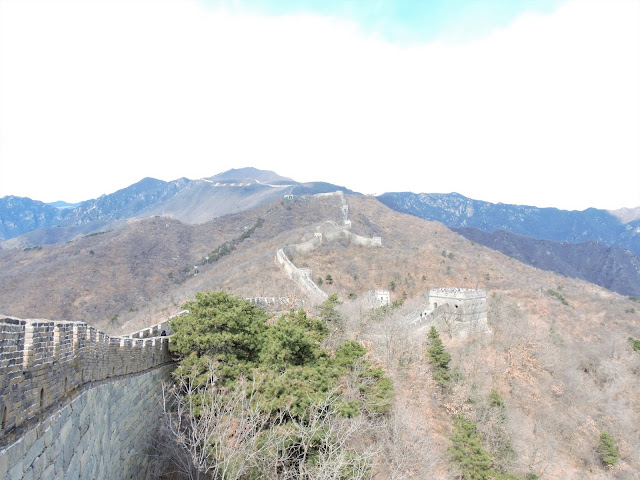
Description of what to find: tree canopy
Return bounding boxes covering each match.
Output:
[165,291,394,478]
[169,291,393,419]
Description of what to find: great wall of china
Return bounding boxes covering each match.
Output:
[0,191,489,480]
[0,317,174,480]
[275,192,489,337]
[276,191,382,301]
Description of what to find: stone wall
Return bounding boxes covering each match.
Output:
[317,221,382,247]
[275,192,383,303]
[284,234,323,255]
[122,319,174,339]
[0,365,172,480]
[0,315,174,479]
[428,288,487,332]
[245,296,305,310]
[344,231,382,247]
[367,290,391,307]
[276,248,327,301]
[0,317,172,437]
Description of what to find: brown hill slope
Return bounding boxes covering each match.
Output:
[0,193,639,478]
[0,195,343,331]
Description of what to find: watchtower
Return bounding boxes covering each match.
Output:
[428,288,487,336]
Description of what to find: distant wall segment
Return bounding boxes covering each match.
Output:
[277,247,328,301]
[275,192,382,302]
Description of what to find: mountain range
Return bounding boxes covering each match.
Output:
[1,168,639,296]
[2,168,640,477]
[377,192,640,256]
[0,167,354,247]
[377,192,640,296]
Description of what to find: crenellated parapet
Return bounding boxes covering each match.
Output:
[122,319,174,339]
[403,288,489,337]
[0,315,172,439]
[246,297,305,310]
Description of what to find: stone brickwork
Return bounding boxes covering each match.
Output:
[245,297,305,309]
[0,365,172,480]
[0,316,172,438]
[428,288,487,322]
[122,319,174,339]
[0,315,174,479]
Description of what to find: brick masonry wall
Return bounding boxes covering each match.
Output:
[0,316,174,479]
[0,365,173,480]
[0,317,172,437]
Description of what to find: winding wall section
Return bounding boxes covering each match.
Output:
[275,192,382,302]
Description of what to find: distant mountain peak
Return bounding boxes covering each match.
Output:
[609,206,640,224]
[46,201,80,209]
[208,167,294,184]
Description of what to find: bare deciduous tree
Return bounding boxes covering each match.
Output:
[159,364,379,480]
[160,366,283,480]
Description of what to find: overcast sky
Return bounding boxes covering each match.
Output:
[1,0,638,211]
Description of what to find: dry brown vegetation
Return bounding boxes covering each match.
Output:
[1,193,639,478]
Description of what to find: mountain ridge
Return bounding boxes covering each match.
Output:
[0,169,353,246]
[453,226,640,297]
[376,191,640,256]
[2,170,639,298]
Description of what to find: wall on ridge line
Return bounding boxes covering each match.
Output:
[276,248,327,301]
[316,221,382,247]
[274,191,381,303]
[284,234,322,255]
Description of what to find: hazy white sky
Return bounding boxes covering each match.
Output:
[0,0,638,210]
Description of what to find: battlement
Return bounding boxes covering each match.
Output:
[429,288,487,300]
[0,315,172,438]
[121,319,174,339]
[368,290,391,307]
[428,288,487,315]
[246,297,305,310]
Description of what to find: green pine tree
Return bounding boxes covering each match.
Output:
[597,432,619,467]
[169,291,268,385]
[317,293,343,324]
[427,326,451,387]
[449,415,493,480]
